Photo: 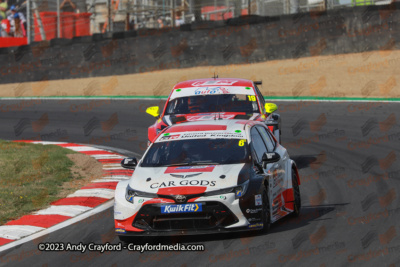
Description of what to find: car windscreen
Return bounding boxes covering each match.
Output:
[165,94,260,115]
[141,139,250,167]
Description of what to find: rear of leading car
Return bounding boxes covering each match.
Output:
[146,78,282,144]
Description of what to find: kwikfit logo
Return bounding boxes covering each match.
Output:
[161,204,202,213]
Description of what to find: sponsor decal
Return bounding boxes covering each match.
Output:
[156,132,246,142]
[150,180,216,189]
[192,80,238,86]
[220,196,227,200]
[246,208,263,214]
[273,169,284,188]
[170,173,202,179]
[266,153,275,159]
[247,217,261,222]
[115,228,126,233]
[160,134,180,141]
[186,114,236,121]
[138,199,144,204]
[194,87,230,95]
[177,166,210,170]
[255,194,262,206]
[161,203,202,213]
[236,189,243,197]
[169,85,255,101]
[181,132,245,139]
[248,223,264,229]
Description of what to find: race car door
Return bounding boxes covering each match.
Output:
[250,127,279,222]
[254,125,289,222]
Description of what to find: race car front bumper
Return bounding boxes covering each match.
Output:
[114,182,265,236]
[132,201,237,232]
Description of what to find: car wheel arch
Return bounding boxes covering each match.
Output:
[290,160,301,186]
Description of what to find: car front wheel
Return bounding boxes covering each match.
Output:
[262,187,271,232]
[292,170,301,217]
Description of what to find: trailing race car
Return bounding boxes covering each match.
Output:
[114,119,301,240]
[145,78,282,143]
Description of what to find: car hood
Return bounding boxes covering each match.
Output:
[128,164,245,195]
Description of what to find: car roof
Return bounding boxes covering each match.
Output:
[173,78,254,89]
[168,78,257,101]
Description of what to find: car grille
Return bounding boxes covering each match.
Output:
[133,201,238,231]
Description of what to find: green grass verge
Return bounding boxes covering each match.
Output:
[0,140,78,225]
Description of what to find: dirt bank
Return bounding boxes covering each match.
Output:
[1,49,399,98]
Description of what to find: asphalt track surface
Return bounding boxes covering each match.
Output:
[0,99,400,267]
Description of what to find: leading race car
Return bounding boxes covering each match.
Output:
[145,78,282,144]
[114,119,301,240]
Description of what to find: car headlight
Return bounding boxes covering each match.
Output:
[234,180,249,199]
[203,187,235,197]
[125,185,157,203]
[203,180,249,199]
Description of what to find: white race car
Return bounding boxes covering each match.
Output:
[114,119,301,240]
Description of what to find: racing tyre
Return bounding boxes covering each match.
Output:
[262,187,271,233]
[292,170,301,217]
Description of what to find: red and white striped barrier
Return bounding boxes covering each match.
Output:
[0,141,132,247]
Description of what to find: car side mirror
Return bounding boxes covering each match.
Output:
[146,106,160,117]
[121,157,138,169]
[262,152,280,167]
[265,103,278,114]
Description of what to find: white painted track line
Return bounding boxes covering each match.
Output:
[0,225,45,240]
[102,167,127,170]
[101,175,131,179]
[67,188,115,199]
[92,178,129,183]
[33,205,92,217]
[31,141,67,145]
[64,146,104,152]
[91,155,124,159]
[0,201,114,252]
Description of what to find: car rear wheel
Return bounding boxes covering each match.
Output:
[292,170,301,217]
[262,187,271,232]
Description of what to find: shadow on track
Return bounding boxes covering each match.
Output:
[119,203,349,245]
[291,154,324,169]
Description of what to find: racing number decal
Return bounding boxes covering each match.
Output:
[238,140,246,146]
[247,95,256,102]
